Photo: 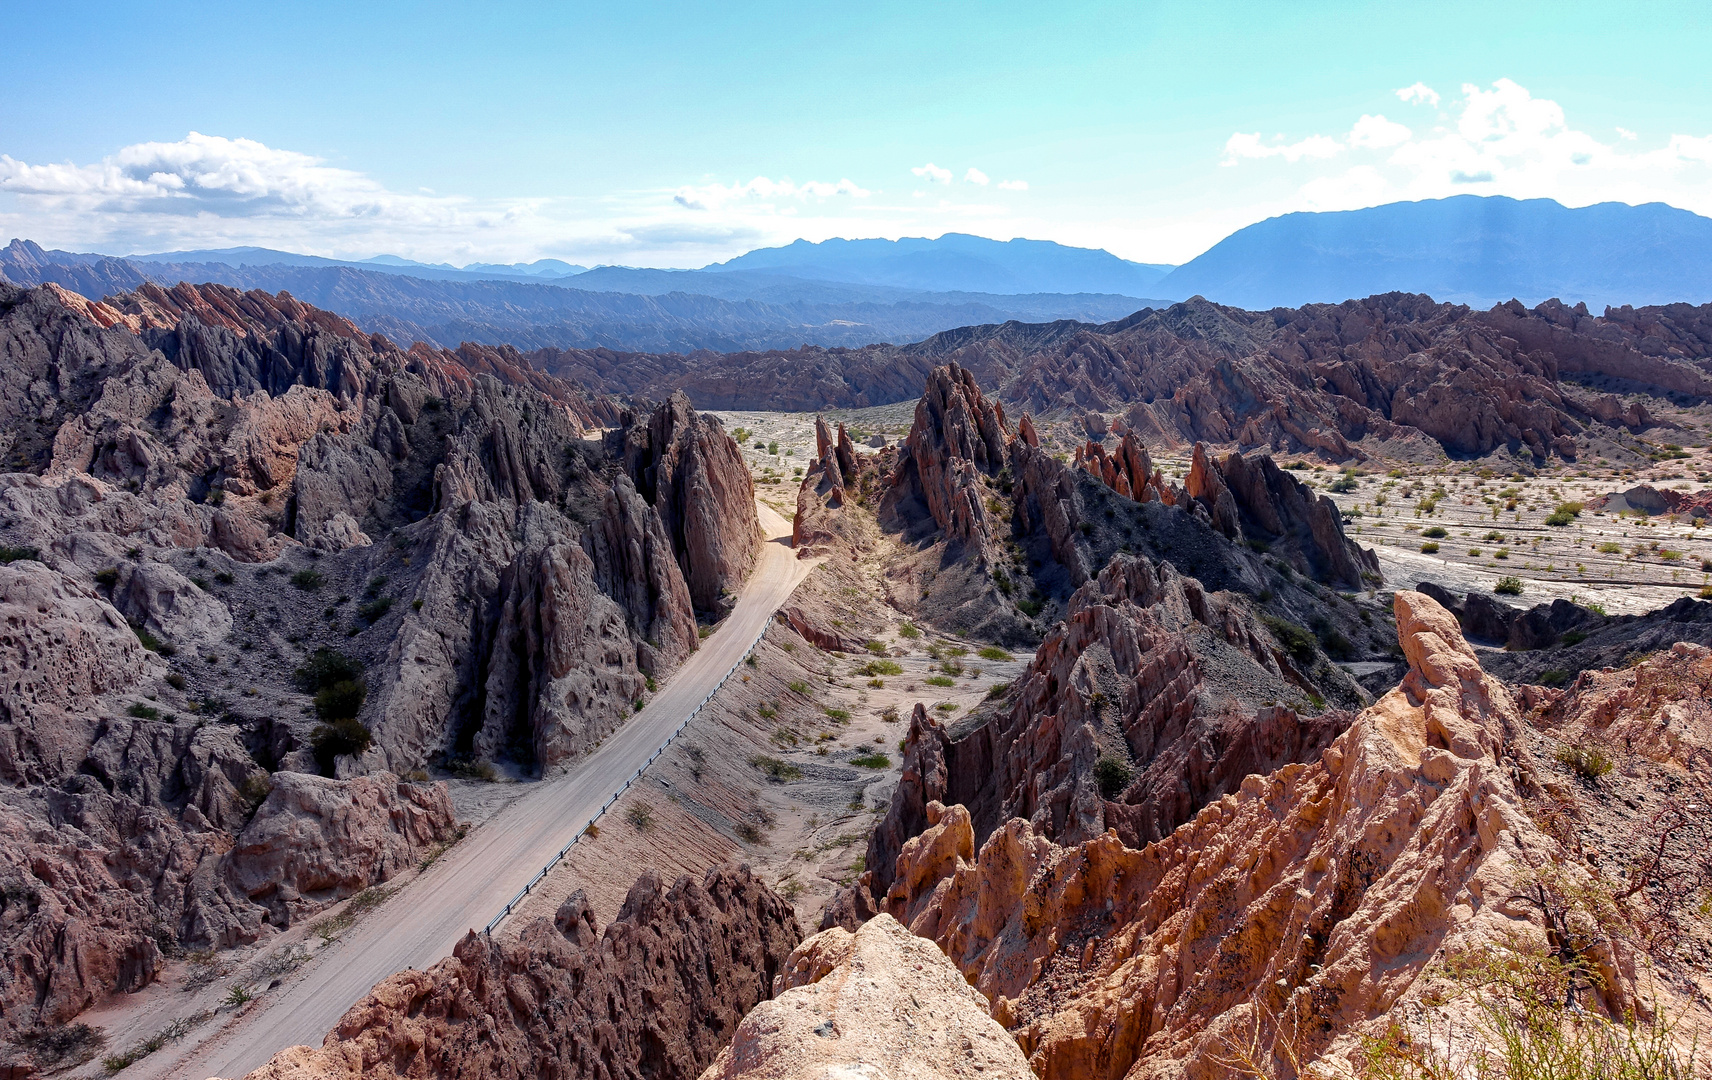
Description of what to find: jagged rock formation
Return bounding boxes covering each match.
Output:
[870,592,1643,1078]
[791,417,883,558]
[619,391,763,612]
[239,865,801,1080]
[862,552,1361,901]
[0,282,731,1033]
[699,914,1032,1080]
[881,363,1008,550]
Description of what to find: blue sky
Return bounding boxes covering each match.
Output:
[5,0,1712,267]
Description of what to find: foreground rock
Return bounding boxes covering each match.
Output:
[699,914,1031,1080]
[239,865,801,1080]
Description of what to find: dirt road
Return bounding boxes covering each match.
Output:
[158,502,810,1079]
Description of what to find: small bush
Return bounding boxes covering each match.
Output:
[864,640,888,655]
[214,570,234,585]
[1544,509,1575,526]
[750,755,803,782]
[289,569,324,591]
[357,597,393,622]
[1420,541,1440,553]
[1016,598,1044,617]
[1555,742,1614,780]
[127,702,159,720]
[1493,576,1525,596]
[1538,669,1569,686]
[1094,755,1133,799]
[222,983,253,1007]
[625,802,655,830]
[1261,615,1316,665]
[823,707,851,722]
[851,751,891,769]
[1421,526,1447,539]
[311,717,373,772]
[934,701,958,713]
[924,675,954,687]
[787,680,811,695]
[861,659,902,676]
[977,645,1012,661]
[17,1022,106,1069]
[95,566,120,587]
[897,623,921,639]
[986,681,1012,700]
[0,545,40,565]
[1596,540,1622,554]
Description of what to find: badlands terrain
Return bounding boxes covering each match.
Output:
[0,275,1710,1079]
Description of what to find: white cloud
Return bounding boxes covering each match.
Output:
[1347,114,1411,149]
[1218,79,1712,221]
[998,179,1028,191]
[1222,132,1343,165]
[1395,82,1441,107]
[911,162,952,184]
[964,167,989,186]
[672,175,869,211]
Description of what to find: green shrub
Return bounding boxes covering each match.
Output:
[823,707,851,722]
[749,755,803,782]
[0,545,41,565]
[1016,598,1044,617]
[1555,742,1613,780]
[1261,615,1316,664]
[1544,510,1575,526]
[295,649,363,694]
[1421,526,1447,538]
[1420,541,1440,553]
[310,717,372,774]
[924,675,954,687]
[787,680,811,695]
[861,659,902,676]
[289,569,324,591]
[977,645,1013,661]
[1494,576,1525,596]
[95,566,120,588]
[864,640,888,655]
[1093,755,1133,799]
[851,751,891,769]
[986,681,1011,700]
[126,702,159,720]
[358,597,393,622]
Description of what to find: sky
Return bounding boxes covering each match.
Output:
[4,0,1712,269]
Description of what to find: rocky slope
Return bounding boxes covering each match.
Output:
[0,281,763,1036]
[239,865,801,1080]
[864,592,1661,1078]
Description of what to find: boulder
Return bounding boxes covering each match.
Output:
[699,914,1032,1080]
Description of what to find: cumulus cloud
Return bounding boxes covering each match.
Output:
[911,162,952,184]
[964,167,989,185]
[998,179,1028,191]
[672,175,869,211]
[1220,79,1712,217]
[0,132,446,222]
[1347,114,1411,149]
[1222,132,1343,165]
[1395,82,1441,107]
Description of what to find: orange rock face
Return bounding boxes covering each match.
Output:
[881,592,1640,1078]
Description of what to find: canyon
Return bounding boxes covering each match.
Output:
[0,274,1707,1080]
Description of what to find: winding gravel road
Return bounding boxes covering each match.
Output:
[168,502,810,1079]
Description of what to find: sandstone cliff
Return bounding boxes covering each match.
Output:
[239,865,801,1080]
[870,592,1651,1078]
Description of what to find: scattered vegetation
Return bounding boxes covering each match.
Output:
[1554,742,1614,781]
[308,886,392,946]
[296,649,370,772]
[16,1023,105,1070]
[1493,576,1525,596]
[1094,754,1133,799]
[1261,615,1317,665]
[749,755,803,782]
[860,659,902,676]
[101,1013,210,1074]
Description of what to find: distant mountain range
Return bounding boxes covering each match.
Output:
[9,197,1712,355]
[1157,196,1712,311]
[704,233,1177,295]
[0,240,1161,354]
